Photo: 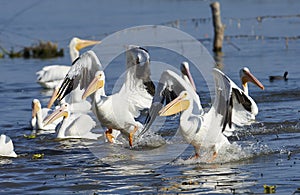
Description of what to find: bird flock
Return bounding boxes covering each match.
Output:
[1,37,266,163]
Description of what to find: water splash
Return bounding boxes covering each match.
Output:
[136,132,166,149]
[173,141,271,165]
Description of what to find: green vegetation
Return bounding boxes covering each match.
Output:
[0,40,64,59]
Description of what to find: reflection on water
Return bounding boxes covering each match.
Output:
[0,158,13,165]
[157,164,255,194]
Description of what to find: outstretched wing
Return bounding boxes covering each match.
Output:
[119,46,155,117]
[56,50,103,101]
[139,69,202,137]
[207,68,257,137]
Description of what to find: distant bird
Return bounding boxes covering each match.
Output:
[269,71,288,82]
[36,37,101,89]
[0,134,17,158]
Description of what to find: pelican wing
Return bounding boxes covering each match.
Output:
[36,65,70,83]
[64,113,97,139]
[36,65,70,89]
[119,46,155,117]
[209,68,257,137]
[139,69,201,136]
[57,50,103,101]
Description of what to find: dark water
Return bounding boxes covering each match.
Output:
[0,0,300,194]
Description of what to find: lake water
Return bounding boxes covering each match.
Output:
[0,0,300,194]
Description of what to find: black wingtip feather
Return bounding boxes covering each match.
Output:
[72,56,80,65]
[162,88,177,105]
[232,88,252,113]
[57,78,74,101]
[222,96,233,132]
[143,80,155,96]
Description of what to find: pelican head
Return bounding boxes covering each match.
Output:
[126,45,150,79]
[126,45,150,65]
[82,71,105,100]
[69,37,101,62]
[159,91,190,116]
[32,99,41,118]
[43,103,69,126]
[239,67,264,93]
[180,61,196,91]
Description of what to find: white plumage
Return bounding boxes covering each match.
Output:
[54,46,154,146]
[141,67,264,161]
[30,99,62,131]
[43,103,99,139]
[0,134,17,158]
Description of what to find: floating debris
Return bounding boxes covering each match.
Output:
[263,184,276,194]
[23,134,37,139]
[0,40,64,59]
[32,153,44,159]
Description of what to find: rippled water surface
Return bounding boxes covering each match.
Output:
[0,0,300,194]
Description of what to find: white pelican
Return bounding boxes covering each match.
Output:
[43,79,94,139]
[54,46,155,146]
[36,37,101,89]
[237,67,265,123]
[30,99,62,131]
[43,103,100,139]
[0,134,17,158]
[140,67,264,161]
[31,76,91,135]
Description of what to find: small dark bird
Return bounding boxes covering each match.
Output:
[269,71,288,82]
